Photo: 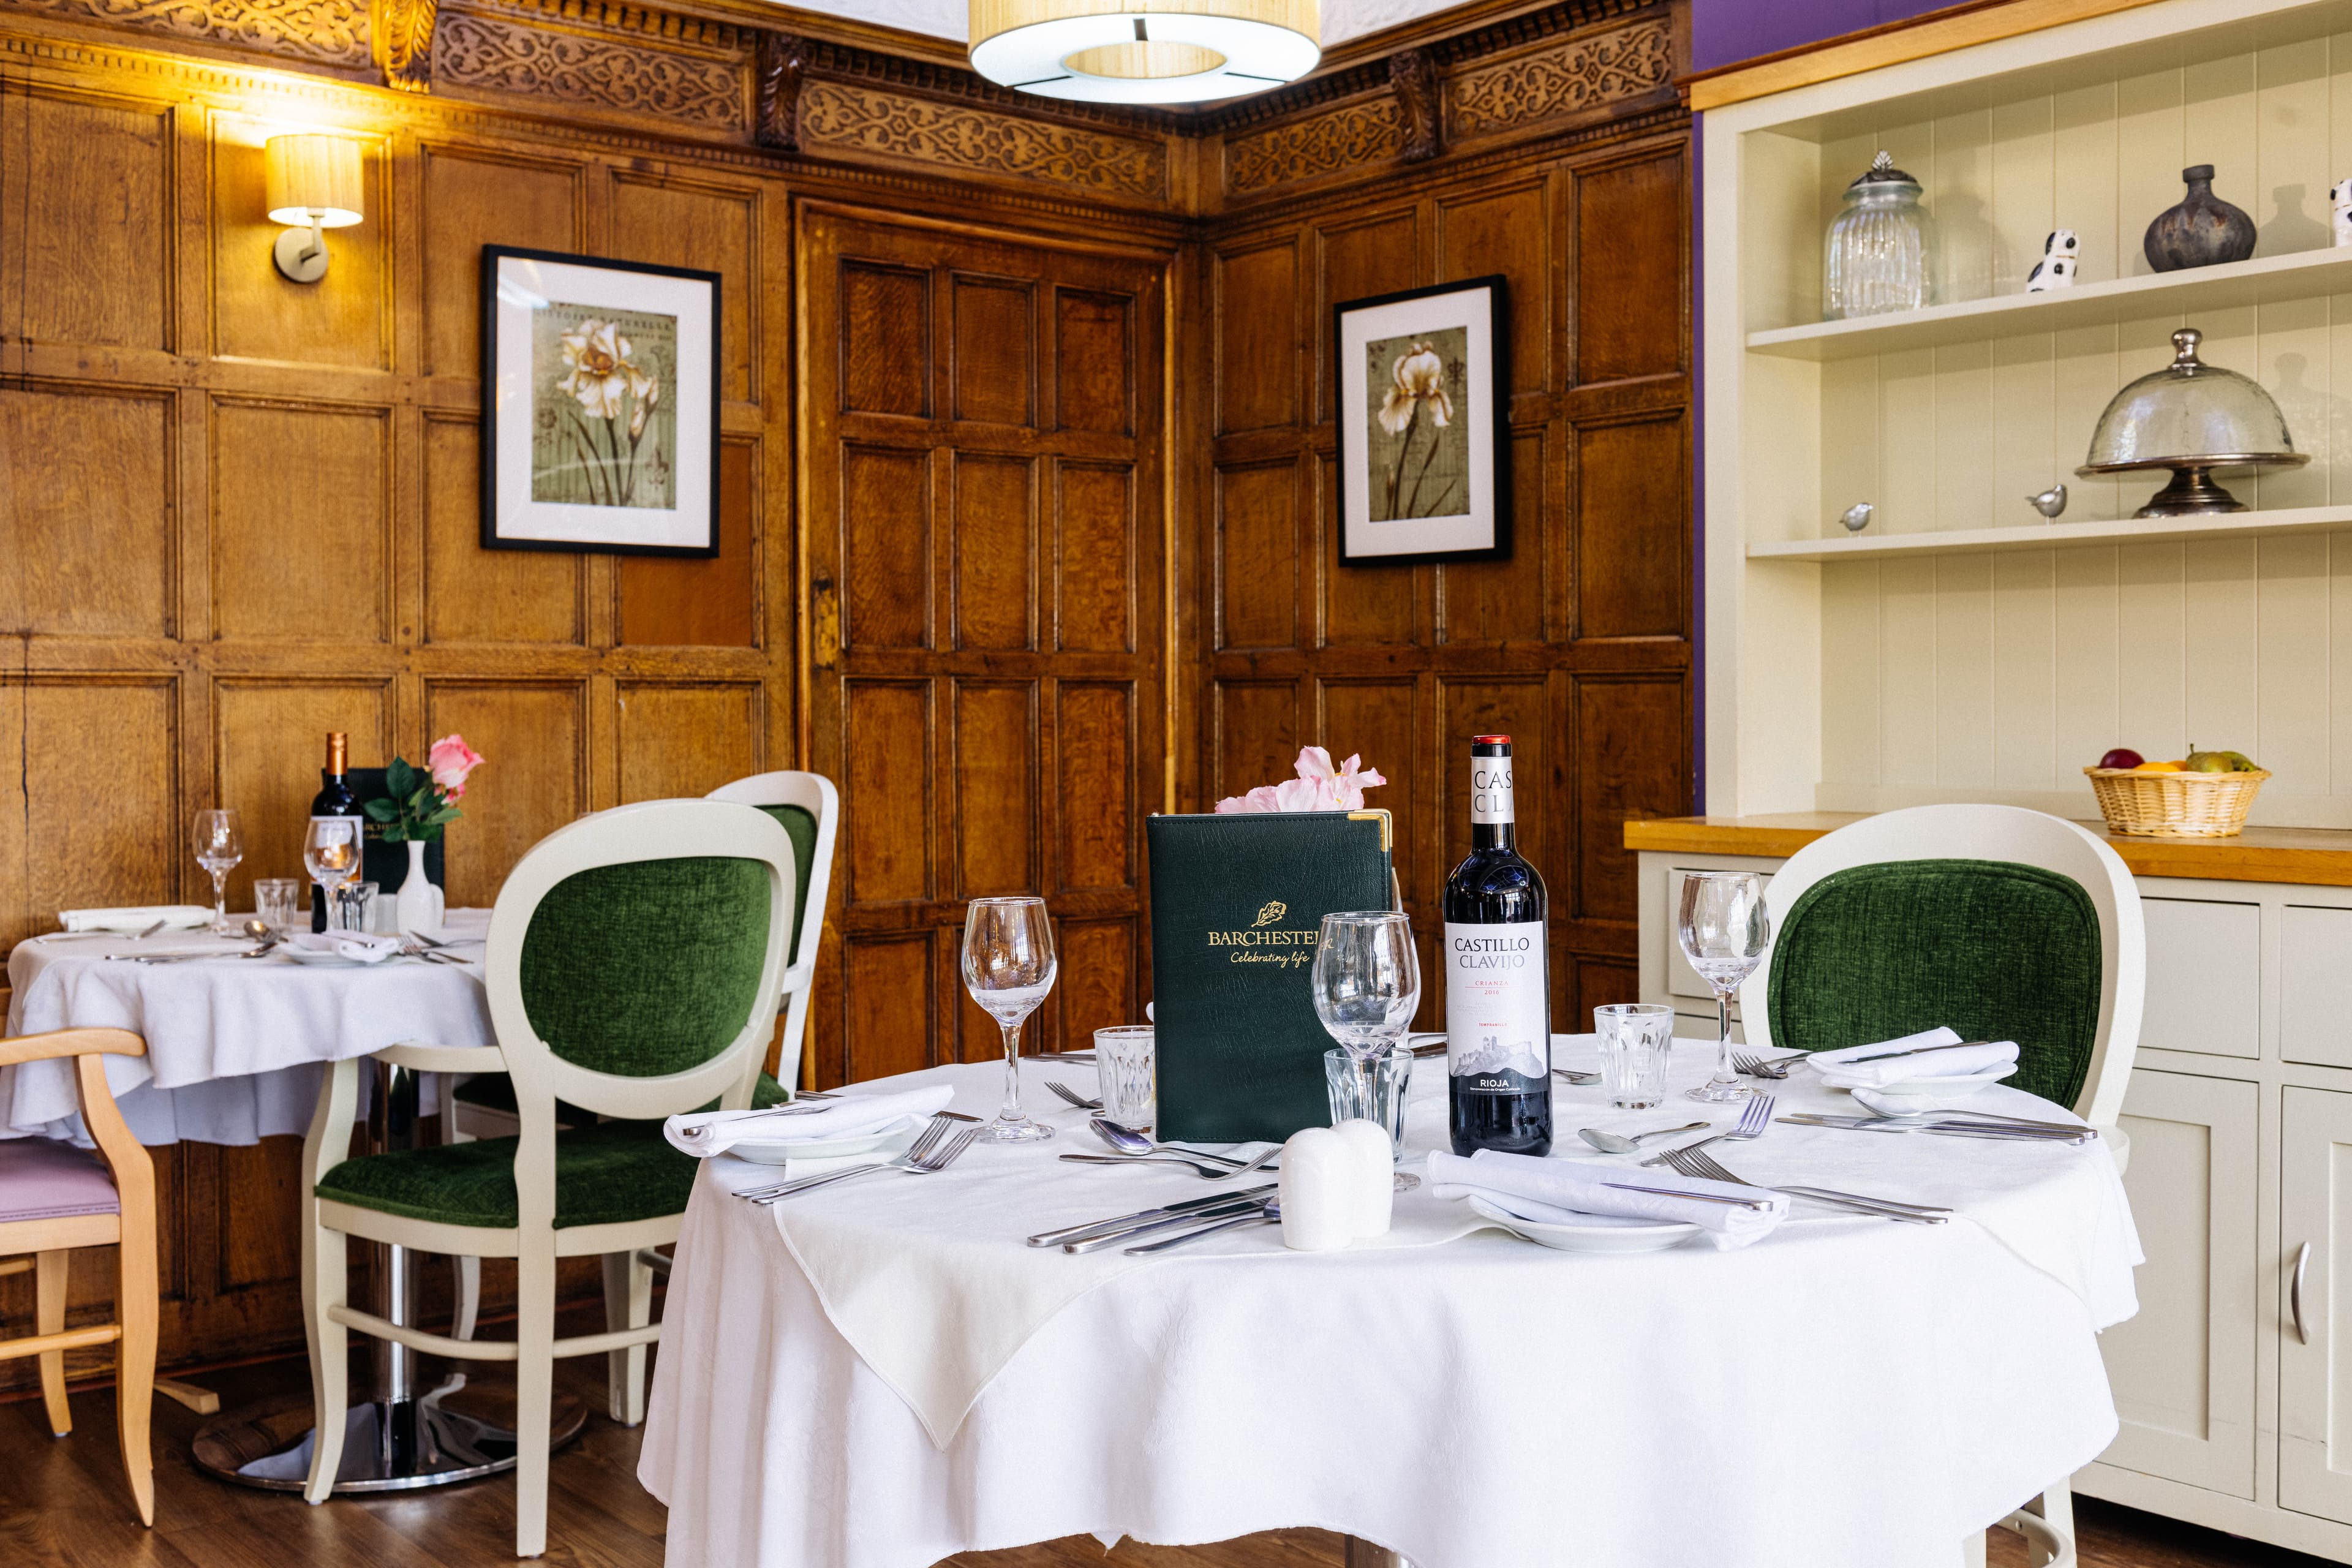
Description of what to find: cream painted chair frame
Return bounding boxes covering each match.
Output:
[1732,802,2144,1568]
[299,799,796,1558]
[0,1027,157,1526]
[704,769,839,1098]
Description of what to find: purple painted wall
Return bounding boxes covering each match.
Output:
[1691,0,1954,74]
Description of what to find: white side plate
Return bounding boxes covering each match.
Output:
[726,1120,922,1167]
[1466,1194,1702,1253]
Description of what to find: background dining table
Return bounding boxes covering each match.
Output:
[2,911,490,1144]
[641,1039,2139,1568]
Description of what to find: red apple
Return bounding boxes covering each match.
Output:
[2098,748,2144,770]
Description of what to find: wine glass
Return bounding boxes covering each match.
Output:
[304,816,362,929]
[961,896,1057,1144]
[192,809,244,935]
[1678,871,1772,1103]
[1312,911,1421,1143]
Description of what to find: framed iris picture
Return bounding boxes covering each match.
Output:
[480,246,721,557]
[1332,275,1510,565]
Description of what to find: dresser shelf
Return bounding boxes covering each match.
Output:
[1746,244,2352,363]
[1746,503,2352,562]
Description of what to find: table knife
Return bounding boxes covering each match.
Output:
[1028,1184,1279,1248]
[1063,1194,1273,1253]
[1834,1039,1997,1065]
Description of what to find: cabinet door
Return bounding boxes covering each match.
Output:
[2097,1070,2260,1497]
[2282,1087,2352,1521]
[2140,897,2261,1059]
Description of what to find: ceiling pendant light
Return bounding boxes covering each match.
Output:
[970,0,1319,105]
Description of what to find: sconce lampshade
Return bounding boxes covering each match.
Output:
[264,135,365,227]
[969,0,1319,104]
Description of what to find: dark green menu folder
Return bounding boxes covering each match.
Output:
[1147,810,1394,1145]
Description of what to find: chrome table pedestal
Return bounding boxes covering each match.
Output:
[194,1059,585,1493]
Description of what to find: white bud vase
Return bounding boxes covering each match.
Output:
[393,839,441,938]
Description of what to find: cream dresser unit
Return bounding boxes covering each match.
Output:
[1631,815,2352,1558]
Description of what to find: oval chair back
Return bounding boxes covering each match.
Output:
[704,771,837,1094]
[1732,804,2144,1131]
[484,798,799,1233]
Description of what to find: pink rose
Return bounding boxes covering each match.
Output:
[427,734,484,799]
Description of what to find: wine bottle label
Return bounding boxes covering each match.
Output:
[1444,919,1548,1091]
[1469,755,1514,824]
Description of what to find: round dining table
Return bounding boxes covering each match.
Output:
[639,1039,2140,1568]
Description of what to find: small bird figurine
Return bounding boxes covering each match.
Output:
[2027,484,2068,519]
[2026,230,2079,292]
[1840,502,1874,532]
[2334,178,2352,247]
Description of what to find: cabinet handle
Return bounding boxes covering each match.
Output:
[2292,1240,2312,1346]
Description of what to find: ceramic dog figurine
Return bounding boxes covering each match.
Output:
[2026,230,2079,292]
[2334,178,2352,247]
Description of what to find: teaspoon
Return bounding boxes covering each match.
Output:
[1089,1117,1250,1167]
[1578,1120,1711,1155]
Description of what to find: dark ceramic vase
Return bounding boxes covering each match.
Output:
[2144,165,2256,271]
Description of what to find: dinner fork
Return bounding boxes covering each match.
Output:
[731,1112,968,1200]
[1045,1080,1102,1111]
[750,1121,983,1204]
[1640,1091,1772,1167]
[1661,1144,1950,1224]
[1733,1050,1805,1079]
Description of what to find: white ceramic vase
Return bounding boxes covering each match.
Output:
[393,839,442,937]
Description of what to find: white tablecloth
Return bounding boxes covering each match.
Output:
[3,911,491,1144]
[640,1044,2140,1568]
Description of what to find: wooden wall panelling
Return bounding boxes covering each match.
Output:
[800,204,1167,1083]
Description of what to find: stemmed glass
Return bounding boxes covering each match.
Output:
[1311,911,1422,1130]
[961,896,1058,1144]
[304,816,362,932]
[192,809,244,935]
[1678,871,1773,1103]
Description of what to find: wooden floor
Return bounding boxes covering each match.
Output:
[1,1341,2338,1568]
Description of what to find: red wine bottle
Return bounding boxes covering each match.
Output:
[1443,735,1552,1156]
[310,731,359,933]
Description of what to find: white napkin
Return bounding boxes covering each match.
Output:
[284,930,402,964]
[58,905,211,933]
[1804,1027,2019,1090]
[663,1085,954,1159]
[1427,1148,1787,1250]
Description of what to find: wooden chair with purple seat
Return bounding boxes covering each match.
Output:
[0,1027,158,1525]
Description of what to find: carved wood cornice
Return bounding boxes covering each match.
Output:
[0,0,370,70]
[1389,47,1440,162]
[797,77,1168,203]
[432,3,741,127]
[371,0,434,89]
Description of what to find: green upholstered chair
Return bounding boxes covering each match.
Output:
[703,770,839,1098]
[1733,802,2144,1568]
[298,800,796,1558]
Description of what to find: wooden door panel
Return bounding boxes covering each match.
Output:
[952,680,1036,898]
[1572,676,1686,925]
[951,276,1036,426]
[1216,241,1299,434]
[1055,462,1135,652]
[1215,680,1301,801]
[1575,414,1687,641]
[1438,180,1548,394]
[1057,289,1133,434]
[953,454,1037,651]
[804,211,1164,1083]
[2282,1085,2352,1521]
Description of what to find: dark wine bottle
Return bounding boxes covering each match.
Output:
[1444,734,1552,1156]
[310,731,358,933]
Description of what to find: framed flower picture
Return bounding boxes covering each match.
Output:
[480,246,722,557]
[1332,276,1510,565]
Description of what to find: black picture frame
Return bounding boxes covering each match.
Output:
[479,244,723,559]
[1330,274,1512,566]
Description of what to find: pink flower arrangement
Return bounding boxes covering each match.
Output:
[366,733,485,843]
[1215,746,1387,814]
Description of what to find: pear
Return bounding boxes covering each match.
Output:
[2184,751,2234,774]
[2220,750,2260,772]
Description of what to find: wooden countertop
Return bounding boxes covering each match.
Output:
[1624,813,2352,888]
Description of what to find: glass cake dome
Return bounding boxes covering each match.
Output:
[2077,328,2307,516]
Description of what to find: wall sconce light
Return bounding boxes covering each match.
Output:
[264,134,364,284]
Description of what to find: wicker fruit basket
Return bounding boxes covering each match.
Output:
[2084,766,2270,838]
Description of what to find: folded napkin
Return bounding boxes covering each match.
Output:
[1804,1027,2018,1091]
[57,905,211,934]
[663,1085,954,1159]
[1427,1148,1787,1250]
[284,930,402,964]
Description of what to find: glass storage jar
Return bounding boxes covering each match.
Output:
[1823,151,1935,321]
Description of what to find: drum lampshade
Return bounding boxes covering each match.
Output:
[969,0,1319,104]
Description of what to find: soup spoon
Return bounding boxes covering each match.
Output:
[1578,1120,1710,1155]
[1089,1117,1251,1167]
